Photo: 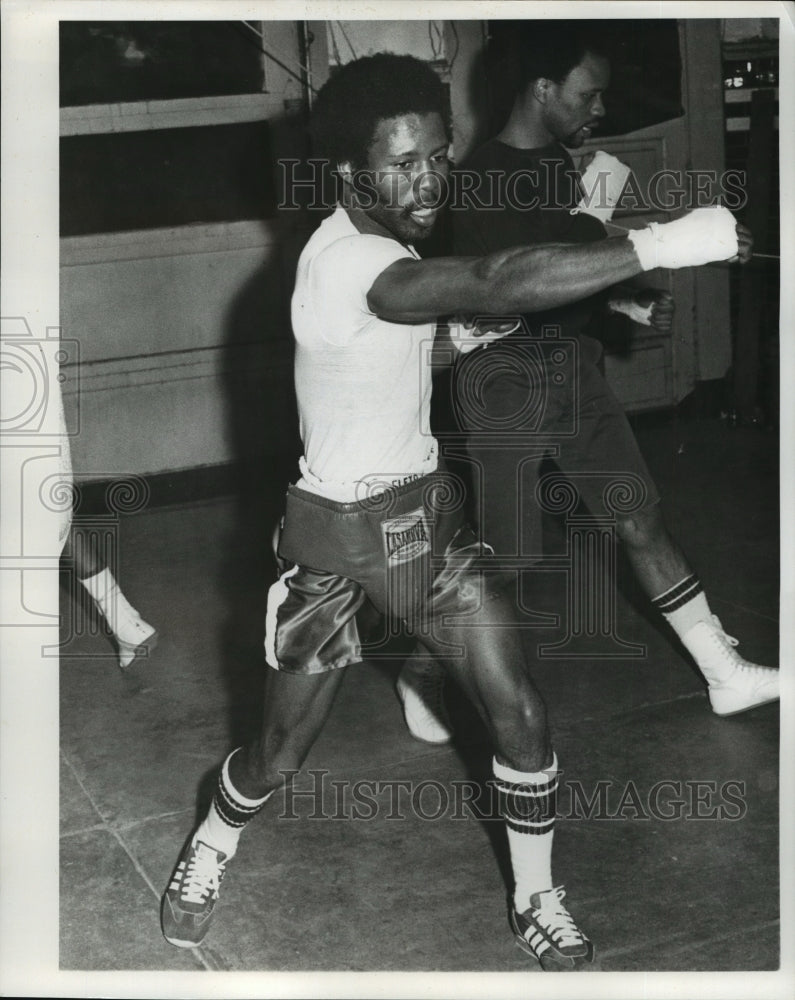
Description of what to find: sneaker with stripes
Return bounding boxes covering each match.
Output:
[510,885,594,971]
[161,839,228,948]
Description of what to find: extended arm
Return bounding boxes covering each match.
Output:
[368,207,744,325]
[368,238,642,323]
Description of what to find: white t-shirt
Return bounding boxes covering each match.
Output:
[291,207,438,502]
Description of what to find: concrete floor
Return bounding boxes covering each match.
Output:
[59,417,781,975]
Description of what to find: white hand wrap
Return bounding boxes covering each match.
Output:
[608,297,654,326]
[628,206,739,271]
[575,151,632,222]
[448,319,521,355]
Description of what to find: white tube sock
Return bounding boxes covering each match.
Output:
[493,754,558,909]
[652,574,711,637]
[194,750,273,859]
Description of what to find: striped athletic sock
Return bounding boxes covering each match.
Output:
[194,749,272,859]
[493,754,558,909]
[652,574,711,638]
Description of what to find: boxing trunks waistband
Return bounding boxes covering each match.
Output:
[277,469,466,585]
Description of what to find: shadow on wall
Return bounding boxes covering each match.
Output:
[220,106,327,494]
[217,244,299,744]
[216,107,330,743]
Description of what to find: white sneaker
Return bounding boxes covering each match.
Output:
[161,838,228,948]
[396,660,453,744]
[511,885,594,971]
[681,616,779,716]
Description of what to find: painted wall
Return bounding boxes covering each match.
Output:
[60,221,300,479]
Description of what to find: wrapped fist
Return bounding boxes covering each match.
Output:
[628,206,740,271]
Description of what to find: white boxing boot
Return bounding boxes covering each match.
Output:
[396,656,453,744]
[681,615,779,716]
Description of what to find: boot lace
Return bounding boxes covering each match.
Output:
[710,614,739,648]
[709,615,772,678]
[419,668,446,717]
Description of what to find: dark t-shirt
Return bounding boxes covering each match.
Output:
[452,139,608,339]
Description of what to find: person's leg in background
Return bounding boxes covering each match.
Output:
[560,361,779,717]
[63,528,157,669]
[615,502,779,716]
[401,357,780,739]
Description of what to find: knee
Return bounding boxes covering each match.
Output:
[616,504,666,549]
[516,691,548,733]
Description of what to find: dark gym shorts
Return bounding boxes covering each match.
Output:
[459,333,661,558]
[265,470,507,674]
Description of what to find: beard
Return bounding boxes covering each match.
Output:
[367,202,438,244]
[564,130,587,148]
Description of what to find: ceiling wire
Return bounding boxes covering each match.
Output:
[448,22,460,70]
[327,21,344,66]
[428,21,443,60]
[336,21,358,61]
[237,20,318,92]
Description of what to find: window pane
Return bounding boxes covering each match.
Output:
[60,22,265,106]
[60,122,275,235]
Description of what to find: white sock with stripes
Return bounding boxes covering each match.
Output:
[493,754,558,911]
[652,574,711,637]
[194,750,273,859]
[652,574,743,685]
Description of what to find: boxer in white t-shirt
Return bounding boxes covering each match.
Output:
[161,53,756,969]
